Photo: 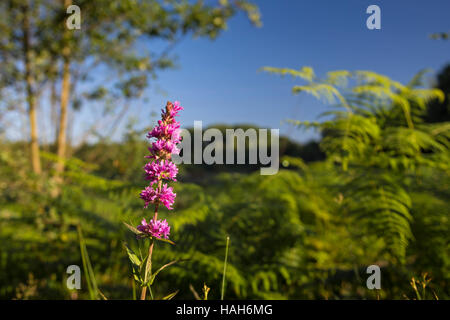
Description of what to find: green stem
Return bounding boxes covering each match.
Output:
[149,286,154,300]
[221,236,230,300]
[140,239,154,300]
[132,279,136,300]
[140,180,162,300]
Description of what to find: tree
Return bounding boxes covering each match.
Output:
[0,0,261,178]
[0,0,50,174]
[426,64,450,123]
[42,0,261,182]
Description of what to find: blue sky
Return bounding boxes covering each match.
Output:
[82,0,450,143]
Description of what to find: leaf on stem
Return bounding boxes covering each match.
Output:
[149,259,181,285]
[162,290,179,300]
[124,243,142,284]
[123,221,144,236]
[124,243,142,266]
[154,236,176,245]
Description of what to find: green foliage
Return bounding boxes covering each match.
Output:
[429,32,450,40]
[0,66,449,300]
[77,225,101,300]
[265,66,449,265]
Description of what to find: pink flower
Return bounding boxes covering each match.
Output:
[147,121,181,141]
[140,183,176,210]
[137,218,171,239]
[147,139,180,159]
[161,101,183,119]
[140,186,158,208]
[158,184,176,210]
[171,128,181,144]
[170,101,183,117]
[144,160,178,184]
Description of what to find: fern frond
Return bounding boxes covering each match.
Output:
[344,173,413,262]
[261,66,315,81]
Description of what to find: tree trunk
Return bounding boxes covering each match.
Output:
[50,65,59,147]
[55,57,70,176]
[22,1,42,175]
[55,0,72,180]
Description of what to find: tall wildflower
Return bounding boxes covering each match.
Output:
[125,101,183,300]
[138,100,183,237]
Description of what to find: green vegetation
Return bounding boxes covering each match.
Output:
[0,0,448,301]
[1,66,448,299]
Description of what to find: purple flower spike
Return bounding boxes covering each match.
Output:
[140,101,182,210]
[138,101,182,244]
[137,218,171,239]
[144,160,178,185]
